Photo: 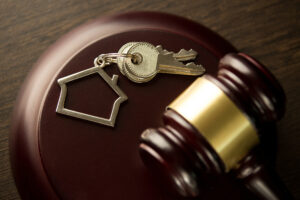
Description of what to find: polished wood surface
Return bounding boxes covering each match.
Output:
[0,1,299,199]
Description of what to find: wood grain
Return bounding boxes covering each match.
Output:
[0,0,299,199]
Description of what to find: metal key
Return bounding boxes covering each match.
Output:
[123,42,205,83]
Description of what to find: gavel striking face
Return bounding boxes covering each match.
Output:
[139,53,292,199]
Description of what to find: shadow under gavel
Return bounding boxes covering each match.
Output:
[139,53,293,200]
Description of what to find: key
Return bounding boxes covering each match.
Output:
[118,43,198,81]
[156,45,198,61]
[123,42,205,83]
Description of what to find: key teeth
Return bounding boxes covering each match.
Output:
[176,49,197,54]
[156,45,198,59]
[156,45,205,74]
[156,45,163,52]
[186,62,205,69]
[173,49,198,62]
[189,49,197,55]
[186,62,195,67]
[163,50,174,55]
[156,45,174,55]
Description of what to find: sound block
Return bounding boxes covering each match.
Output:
[10,12,255,200]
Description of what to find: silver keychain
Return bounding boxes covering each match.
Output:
[56,54,129,127]
[56,42,205,127]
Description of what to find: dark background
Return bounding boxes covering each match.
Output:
[0,0,299,199]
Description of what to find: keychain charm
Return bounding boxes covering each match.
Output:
[56,42,205,127]
[56,55,129,127]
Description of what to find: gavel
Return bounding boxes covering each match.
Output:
[139,53,293,199]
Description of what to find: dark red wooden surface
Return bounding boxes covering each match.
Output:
[1,1,299,200]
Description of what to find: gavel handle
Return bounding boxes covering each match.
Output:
[233,154,293,200]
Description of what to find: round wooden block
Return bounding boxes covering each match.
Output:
[10,12,247,200]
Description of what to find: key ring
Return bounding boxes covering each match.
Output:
[57,42,204,127]
[95,53,135,67]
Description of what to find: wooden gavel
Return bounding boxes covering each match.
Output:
[139,53,293,199]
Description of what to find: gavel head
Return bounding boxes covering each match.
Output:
[139,53,286,197]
